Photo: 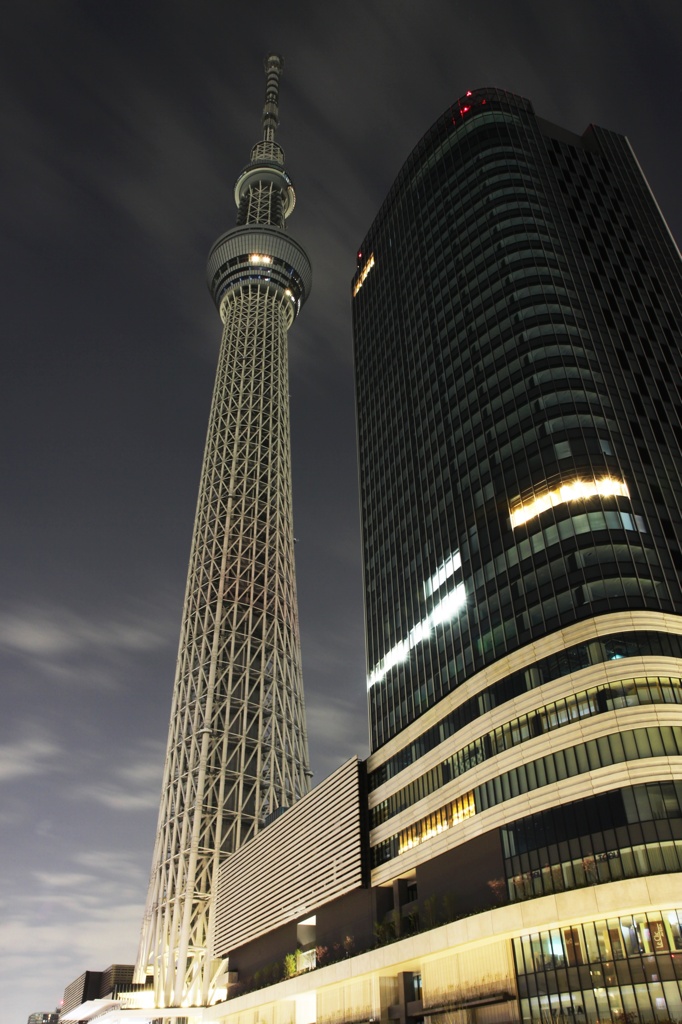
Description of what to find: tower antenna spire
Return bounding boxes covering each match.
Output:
[262,53,284,143]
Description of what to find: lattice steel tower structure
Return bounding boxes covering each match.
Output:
[136,54,312,1008]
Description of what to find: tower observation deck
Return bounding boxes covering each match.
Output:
[135,54,312,1009]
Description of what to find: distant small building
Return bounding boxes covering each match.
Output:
[60,965,136,1020]
[61,972,102,1018]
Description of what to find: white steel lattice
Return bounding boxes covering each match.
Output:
[135,53,311,1011]
[136,282,311,1007]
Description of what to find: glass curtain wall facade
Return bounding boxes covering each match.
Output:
[353,87,682,753]
[353,88,682,1024]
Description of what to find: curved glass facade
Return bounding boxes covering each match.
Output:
[353,88,682,752]
[369,676,682,830]
[367,629,682,791]
[356,102,682,1024]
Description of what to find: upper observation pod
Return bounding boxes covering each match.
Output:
[207,53,311,325]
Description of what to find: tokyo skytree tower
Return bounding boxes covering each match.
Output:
[136,55,312,1008]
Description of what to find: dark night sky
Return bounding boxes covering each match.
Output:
[1,2,680,1018]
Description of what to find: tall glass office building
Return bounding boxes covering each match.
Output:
[353,89,682,1024]
[355,87,682,752]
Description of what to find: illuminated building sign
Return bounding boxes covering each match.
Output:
[353,253,375,297]
[509,477,630,529]
[367,581,466,690]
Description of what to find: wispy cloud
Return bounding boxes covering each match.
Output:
[0,734,62,782]
[0,843,149,996]
[34,871,97,889]
[74,848,147,879]
[0,606,169,659]
[0,900,144,983]
[70,741,164,811]
[306,692,368,782]
[0,601,175,698]
[1,831,149,1007]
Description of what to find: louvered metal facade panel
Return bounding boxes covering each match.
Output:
[215,757,364,954]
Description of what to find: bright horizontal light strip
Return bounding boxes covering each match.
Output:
[509,477,630,529]
[352,253,375,297]
[367,582,466,690]
[248,253,273,264]
[424,550,462,598]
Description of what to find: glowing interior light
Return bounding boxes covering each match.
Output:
[397,792,475,856]
[509,477,630,529]
[353,253,375,297]
[284,288,294,300]
[249,253,273,264]
[367,582,466,690]
[424,550,462,598]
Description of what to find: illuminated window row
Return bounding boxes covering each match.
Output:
[370,676,682,828]
[368,630,682,792]
[397,792,476,857]
[509,477,630,529]
[504,780,682,901]
[518,909,682,967]
[510,838,682,902]
[475,725,682,814]
[509,509,648,569]
[371,726,682,867]
[367,582,466,690]
[461,415,618,509]
[372,792,475,867]
[352,253,375,297]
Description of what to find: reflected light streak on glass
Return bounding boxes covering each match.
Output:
[424,550,462,598]
[367,582,466,690]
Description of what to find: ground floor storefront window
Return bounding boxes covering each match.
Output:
[513,909,682,1023]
